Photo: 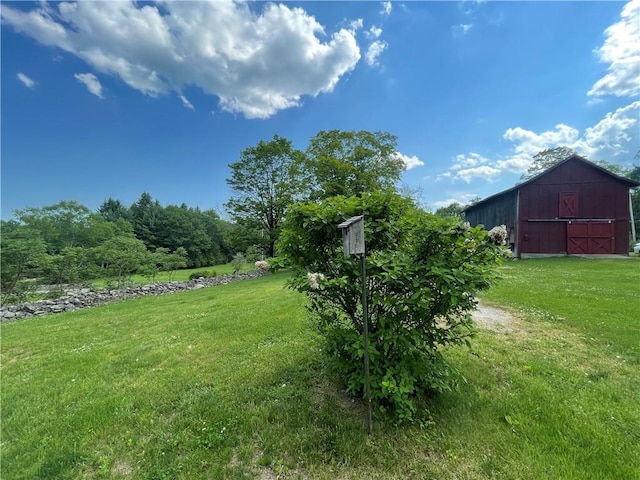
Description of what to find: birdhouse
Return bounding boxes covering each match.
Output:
[337,215,365,257]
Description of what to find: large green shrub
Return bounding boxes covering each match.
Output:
[279,192,507,423]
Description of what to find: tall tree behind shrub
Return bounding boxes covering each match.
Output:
[225,135,306,257]
[304,130,405,200]
[279,192,508,423]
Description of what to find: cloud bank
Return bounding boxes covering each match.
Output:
[2,1,362,118]
[588,0,640,99]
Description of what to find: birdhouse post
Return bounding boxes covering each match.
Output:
[337,215,372,434]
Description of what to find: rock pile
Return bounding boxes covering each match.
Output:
[1,270,268,322]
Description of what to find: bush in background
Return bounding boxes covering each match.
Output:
[231,253,246,274]
[188,270,218,280]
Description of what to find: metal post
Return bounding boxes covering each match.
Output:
[361,254,372,435]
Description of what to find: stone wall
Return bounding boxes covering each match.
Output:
[1,271,268,322]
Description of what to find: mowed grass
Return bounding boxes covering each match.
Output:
[481,256,640,355]
[1,259,639,479]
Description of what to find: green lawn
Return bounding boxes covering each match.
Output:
[1,259,638,479]
[481,256,640,354]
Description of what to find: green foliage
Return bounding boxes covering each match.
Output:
[0,281,40,305]
[98,197,131,223]
[13,200,113,254]
[434,202,465,218]
[244,244,263,262]
[0,226,48,294]
[231,253,246,274]
[225,135,306,257]
[129,192,162,249]
[279,191,507,422]
[264,257,287,272]
[163,246,189,280]
[44,286,66,300]
[93,235,150,288]
[143,246,190,282]
[188,270,218,280]
[42,246,96,285]
[520,146,575,181]
[305,130,404,200]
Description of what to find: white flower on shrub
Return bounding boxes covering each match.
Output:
[487,225,508,245]
[254,260,270,271]
[462,221,471,231]
[307,272,325,290]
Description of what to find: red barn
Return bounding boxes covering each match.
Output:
[464,155,639,257]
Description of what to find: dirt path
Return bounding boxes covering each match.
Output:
[473,303,515,332]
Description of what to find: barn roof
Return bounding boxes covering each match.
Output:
[464,154,640,212]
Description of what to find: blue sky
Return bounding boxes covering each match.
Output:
[2,0,639,219]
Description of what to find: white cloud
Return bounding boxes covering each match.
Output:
[433,193,480,209]
[17,72,36,88]
[451,152,489,170]
[366,26,383,39]
[348,18,363,32]
[454,165,501,183]
[452,24,473,35]
[583,101,640,152]
[501,103,640,168]
[502,124,581,149]
[381,2,392,16]
[445,101,640,183]
[588,0,640,98]
[393,151,424,170]
[179,95,194,110]
[365,40,388,67]
[1,1,361,119]
[74,72,103,98]
[439,152,499,183]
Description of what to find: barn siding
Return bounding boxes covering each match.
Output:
[520,221,566,254]
[464,191,517,230]
[465,156,638,256]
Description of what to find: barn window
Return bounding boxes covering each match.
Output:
[559,192,578,218]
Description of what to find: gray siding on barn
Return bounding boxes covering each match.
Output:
[465,190,518,230]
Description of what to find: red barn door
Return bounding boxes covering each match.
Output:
[559,192,578,218]
[567,221,615,254]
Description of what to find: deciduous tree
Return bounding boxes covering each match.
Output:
[520,146,575,181]
[304,130,405,199]
[0,225,48,294]
[14,201,106,254]
[434,202,465,218]
[93,235,149,288]
[225,135,305,257]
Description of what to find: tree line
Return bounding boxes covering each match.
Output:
[1,130,406,297]
[0,195,235,296]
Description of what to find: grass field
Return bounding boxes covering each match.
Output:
[1,258,638,479]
